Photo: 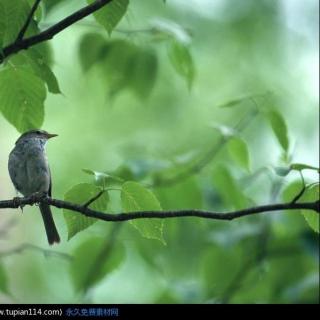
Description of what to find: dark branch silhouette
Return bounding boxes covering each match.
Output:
[15,0,42,42]
[0,0,113,64]
[0,194,318,222]
[83,190,106,208]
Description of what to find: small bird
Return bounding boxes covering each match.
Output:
[8,129,60,245]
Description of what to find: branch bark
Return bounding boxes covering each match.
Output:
[0,0,113,64]
[0,195,319,222]
[15,0,42,43]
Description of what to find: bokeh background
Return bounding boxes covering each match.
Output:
[0,0,319,303]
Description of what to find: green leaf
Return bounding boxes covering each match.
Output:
[126,48,158,99]
[79,33,110,72]
[300,185,319,233]
[217,92,267,108]
[212,166,250,209]
[151,18,191,44]
[70,237,125,292]
[168,40,195,89]
[42,0,65,14]
[267,109,289,152]
[10,49,61,94]
[0,0,30,46]
[97,39,158,99]
[202,246,242,297]
[78,34,157,99]
[0,264,9,294]
[0,65,46,132]
[218,97,246,108]
[63,183,109,240]
[113,165,135,181]
[0,1,5,48]
[26,0,42,21]
[26,49,61,94]
[156,177,203,210]
[290,163,320,173]
[227,137,251,172]
[282,180,304,203]
[87,0,129,35]
[101,39,136,95]
[209,123,236,138]
[282,181,319,233]
[121,181,165,244]
[34,41,54,67]
[82,168,124,186]
[302,209,319,233]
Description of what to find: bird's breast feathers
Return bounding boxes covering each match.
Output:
[8,140,50,196]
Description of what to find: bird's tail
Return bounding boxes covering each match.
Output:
[39,203,60,245]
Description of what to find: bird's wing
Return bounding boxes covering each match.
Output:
[48,167,52,197]
[8,150,25,194]
[25,151,51,194]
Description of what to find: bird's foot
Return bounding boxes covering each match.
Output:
[12,197,25,213]
[30,192,47,206]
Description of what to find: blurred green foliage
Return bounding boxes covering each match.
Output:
[0,0,319,304]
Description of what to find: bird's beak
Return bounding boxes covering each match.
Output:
[47,133,58,139]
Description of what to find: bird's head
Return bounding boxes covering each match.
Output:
[16,129,58,145]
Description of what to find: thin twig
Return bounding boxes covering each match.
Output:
[291,171,306,204]
[152,109,259,187]
[15,0,42,43]
[152,93,272,187]
[0,243,72,260]
[1,0,114,63]
[83,190,105,208]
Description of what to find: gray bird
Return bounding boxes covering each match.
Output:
[8,129,60,245]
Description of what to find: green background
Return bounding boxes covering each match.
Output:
[0,0,319,303]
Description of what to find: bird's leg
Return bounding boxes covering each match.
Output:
[12,190,25,213]
[31,191,48,207]
[12,196,25,213]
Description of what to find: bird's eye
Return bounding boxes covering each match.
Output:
[36,130,41,134]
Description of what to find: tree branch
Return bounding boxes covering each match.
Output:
[0,243,72,260]
[0,195,319,222]
[83,190,105,208]
[152,93,272,187]
[152,108,259,187]
[15,0,42,43]
[0,0,113,64]
[291,171,306,204]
